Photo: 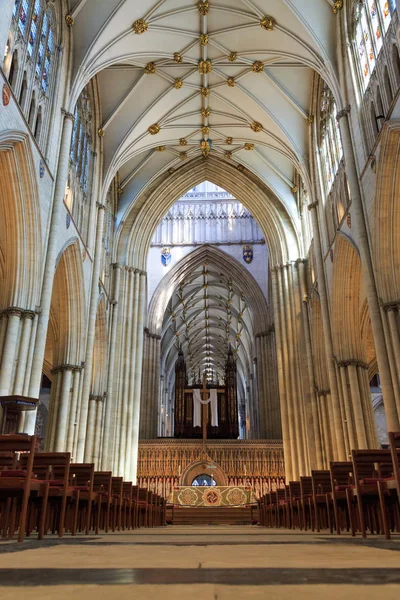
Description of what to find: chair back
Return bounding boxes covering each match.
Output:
[122,482,133,500]
[300,476,313,499]
[288,481,301,501]
[351,449,393,482]
[93,471,112,495]
[20,452,71,484]
[112,476,123,497]
[138,487,148,502]
[330,461,353,491]
[0,434,36,479]
[69,463,95,492]
[276,488,286,504]
[311,470,332,495]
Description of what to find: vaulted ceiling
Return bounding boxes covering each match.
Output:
[68,0,340,228]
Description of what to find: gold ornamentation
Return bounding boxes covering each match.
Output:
[179,138,187,146]
[202,149,210,158]
[174,79,183,89]
[174,52,183,63]
[333,0,343,14]
[227,77,235,87]
[180,152,187,161]
[260,16,276,31]
[250,121,263,132]
[306,115,314,125]
[65,14,74,27]
[156,146,165,152]
[145,62,156,74]
[198,1,209,16]
[200,34,209,46]
[117,186,123,195]
[225,150,232,159]
[226,137,233,144]
[237,164,245,172]
[198,59,212,74]
[201,107,211,117]
[228,52,237,62]
[201,87,210,97]
[202,126,210,135]
[98,128,105,137]
[148,123,160,135]
[252,61,264,73]
[133,19,148,34]
[291,185,298,194]
[168,168,175,174]
[244,143,254,151]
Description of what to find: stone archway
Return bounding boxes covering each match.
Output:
[180,455,228,487]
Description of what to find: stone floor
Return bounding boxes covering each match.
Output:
[1,526,400,599]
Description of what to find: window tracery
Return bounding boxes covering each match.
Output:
[354,1,395,90]
[4,0,58,147]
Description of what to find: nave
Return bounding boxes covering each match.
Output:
[0,526,400,599]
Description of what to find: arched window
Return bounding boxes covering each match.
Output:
[319,85,343,194]
[4,1,58,147]
[354,1,395,90]
[66,85,96,243]
[192,474,217,487]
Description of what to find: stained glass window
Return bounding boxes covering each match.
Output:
[355,0,394,90]
[27,0,41,58]
[18,0,30,35]
[320,86,343,194]
[70,88,93,193]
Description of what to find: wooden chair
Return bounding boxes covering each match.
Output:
[138,487,150,527]
[388,431,400,498]
[311,470,332,532]
[93,471,112,533]
[69,463,96,534]
[299,476,313,530]
[288,481,301,529]
[111,476,124,531]
[122,482,133,530]
[20,451,71,538]
[132,485,139,529]
[0,434,43,542]
[329,461,353,535]
[350,449,395,539]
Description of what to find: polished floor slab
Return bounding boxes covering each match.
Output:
[0,526,400,599]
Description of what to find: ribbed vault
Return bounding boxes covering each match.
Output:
[148,245,270,384]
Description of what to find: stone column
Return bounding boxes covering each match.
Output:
[54,366,73,452]
[93,396,104,468]
[26,111,75,433]
[13,311,35,395]
[0,308,22,395]
[300,292,323,469]
[125,270,140,480]
[347,363,368,449]
[380,306,400,415]
[77,203,106,461]
[339,365,356,452]
[101,264,122,470]
[308,202,346,459]
[337,107,399,431]
[66,368,82,453]
[130,272,146,483]
[85,395,98,461]
[23,312,39,396]
[271,268,293,482]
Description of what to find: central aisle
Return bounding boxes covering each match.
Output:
[1,526,400,599]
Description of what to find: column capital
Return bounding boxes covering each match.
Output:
[307,201,319,211]
[1,307,24,318]
[51,363,81,374]
[23,310,36,320]
[113,263,123,271]
[335,358,369,370]
[336,105,351,121]
[96,201,106,210]
[61,108,75,122]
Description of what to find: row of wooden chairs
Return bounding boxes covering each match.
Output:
[0,434,166,542]
[258,431,400,540]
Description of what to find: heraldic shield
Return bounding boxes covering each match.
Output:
[243,244,253,264]
[161,247,172,266]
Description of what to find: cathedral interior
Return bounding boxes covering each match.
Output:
[1,0,400,597]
